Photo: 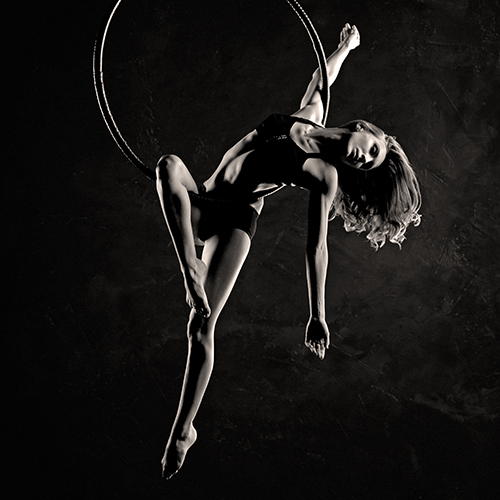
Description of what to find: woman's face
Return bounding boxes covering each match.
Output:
[341,125,387,171]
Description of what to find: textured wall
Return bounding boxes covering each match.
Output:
[4,0,500,498]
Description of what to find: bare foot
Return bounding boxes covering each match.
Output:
[161,425,198,480]
[183,258,211,317]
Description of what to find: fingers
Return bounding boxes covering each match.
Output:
[340,23,360,47]
[193,304,211,318]
[305,340,328,359]
[342,23,358,35]
[340,23,350,41]
[317,346,325,360]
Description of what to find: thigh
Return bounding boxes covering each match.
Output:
[190,203,203,246]
[201,229,251,323]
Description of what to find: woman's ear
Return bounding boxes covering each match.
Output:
[356,123,363,131]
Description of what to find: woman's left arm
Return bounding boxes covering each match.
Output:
[304,167,338,359]
[294,24,360,125]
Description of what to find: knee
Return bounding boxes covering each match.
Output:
[187,311,215,346]
[155,154,183,182]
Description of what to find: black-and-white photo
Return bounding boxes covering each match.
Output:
[5,0,499,498]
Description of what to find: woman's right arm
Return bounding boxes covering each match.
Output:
[304,165,338,359]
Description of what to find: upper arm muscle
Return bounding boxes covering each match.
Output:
[292,101,324,125]
[293,75,324,125]
[307,168,338,247]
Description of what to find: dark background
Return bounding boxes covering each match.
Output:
[4,0,500,498]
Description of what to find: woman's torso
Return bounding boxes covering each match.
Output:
[202,114,332,202]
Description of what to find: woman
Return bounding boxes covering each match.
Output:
[156,24,421,479]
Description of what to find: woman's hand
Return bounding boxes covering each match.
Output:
[305,317,331,360]
[339,23,360,51]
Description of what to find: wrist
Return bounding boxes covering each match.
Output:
[310,314,326,322]
[336,42,351,54]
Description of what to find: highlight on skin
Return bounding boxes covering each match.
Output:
[146,18,423,481]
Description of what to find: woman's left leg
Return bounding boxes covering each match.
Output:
[161,228,251,479]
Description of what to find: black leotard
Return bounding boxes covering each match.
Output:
[189,114,324,242]
[253,113,323,187]
[189,186,258,241]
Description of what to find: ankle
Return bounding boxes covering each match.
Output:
[177,422,196,438]
[185,259,206,279]
[181,259,198,277]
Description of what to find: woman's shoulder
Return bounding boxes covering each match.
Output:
[291,114,324,129]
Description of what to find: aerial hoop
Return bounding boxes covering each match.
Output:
[93,0,330,181]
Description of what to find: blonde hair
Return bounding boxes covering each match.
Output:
[317,120,422,249]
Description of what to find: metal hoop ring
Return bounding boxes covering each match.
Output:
[93,0,330,180]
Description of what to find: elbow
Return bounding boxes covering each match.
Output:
[307,241,327,256]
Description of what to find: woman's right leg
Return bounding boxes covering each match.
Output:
[162,228,251,479]
[156,154,210,317]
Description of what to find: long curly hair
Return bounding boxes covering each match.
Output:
[308,120,422,249]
